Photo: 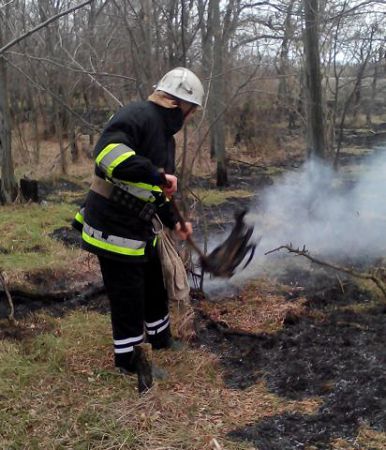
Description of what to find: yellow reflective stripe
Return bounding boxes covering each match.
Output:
[95,143,119,166]
[135,181,162,193]
[106,151,136,178]
[111,179,163,202]
[82,231,146,256]
[96,143,136,178]
[74,211,84,225]
[119,180,162,192]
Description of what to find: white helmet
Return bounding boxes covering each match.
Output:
[155,67,204,107]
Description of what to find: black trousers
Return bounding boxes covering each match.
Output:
[98,251,171,371]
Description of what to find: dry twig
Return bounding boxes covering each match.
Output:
[265,244,386,300]
[0,271,18,326]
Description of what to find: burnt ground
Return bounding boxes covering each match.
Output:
[3,260,386,449]
[195,269,386,450]
[2,143,386,448]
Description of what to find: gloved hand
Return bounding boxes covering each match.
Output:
[161,174,177,198]
[174,221,193,240]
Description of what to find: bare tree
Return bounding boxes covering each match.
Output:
[0,0,385,197]
[303,0,327,159]
[0,4,18,203]
[334,24,376,167]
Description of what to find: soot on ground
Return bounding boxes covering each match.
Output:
[197,270,386,449]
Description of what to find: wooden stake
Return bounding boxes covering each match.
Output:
[133,343,153,393]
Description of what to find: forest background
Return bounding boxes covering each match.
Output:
[1,0,386,200]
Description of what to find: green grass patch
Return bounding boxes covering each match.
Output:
[191,188,254,206]
[0,202,81,272]
[264,165,285,176]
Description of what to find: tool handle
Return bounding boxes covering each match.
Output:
[170,198,188,232]
[158,169,205,258]
[158,169,188,232]
[158,168,171,189]
[169,198,205,258]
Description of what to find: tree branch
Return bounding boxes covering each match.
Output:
[58,32,123,107]
[8,51,136,81]
[4,56,100,132]
[0,0,95,55]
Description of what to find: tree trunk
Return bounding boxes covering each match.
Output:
[277,0,295,121]
[211,0,228,187]
[366,57,379,127]
[303,0,326,159]
[56,108,67,175]
[334,26,375,168]
[0,7,18,203]
[27,88,41,164]
[352,78,362,125]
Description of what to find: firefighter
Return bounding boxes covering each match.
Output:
[73,67,204,373]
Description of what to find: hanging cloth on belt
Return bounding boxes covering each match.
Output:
[154,218,190,303]
[153,216,196,341]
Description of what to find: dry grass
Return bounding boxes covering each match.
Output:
[197,280,308,334]
[0,302,322,450]
[1,210,386,448]
[3,121,386,449]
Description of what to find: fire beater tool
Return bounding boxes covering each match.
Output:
[160,173,259,278]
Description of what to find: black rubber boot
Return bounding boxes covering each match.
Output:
[148,327,172,350]
[115,352,136,374]
[152,337,185,352]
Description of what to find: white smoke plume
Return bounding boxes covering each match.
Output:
[203,144,386,293]
[254,147,386,259]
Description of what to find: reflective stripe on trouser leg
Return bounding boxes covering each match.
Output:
[114,333,144,354]
[98,255,146,371]
[144,250,171,348]
[145,314,170,335]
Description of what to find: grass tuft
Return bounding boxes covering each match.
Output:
[0,202,82,273]
[191,188,254,206]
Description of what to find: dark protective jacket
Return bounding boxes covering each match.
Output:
[74,100,183,261]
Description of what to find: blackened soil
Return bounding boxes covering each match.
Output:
[0,289,108,323]
[195,196,257,236]
[278,266,374,308]
[38,177,87,202]
[50,226,82,247]
[196,275,386,449]
[187,160,275,234]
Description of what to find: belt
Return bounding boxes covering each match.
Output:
[90,176,157,222]
[90,176,114,198]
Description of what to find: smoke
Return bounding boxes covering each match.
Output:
[254,148,386,259]
[202,144,386,293]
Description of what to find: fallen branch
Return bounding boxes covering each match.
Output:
[265,244,386,300]
[0,271,18,326]
[228,157,268,170]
